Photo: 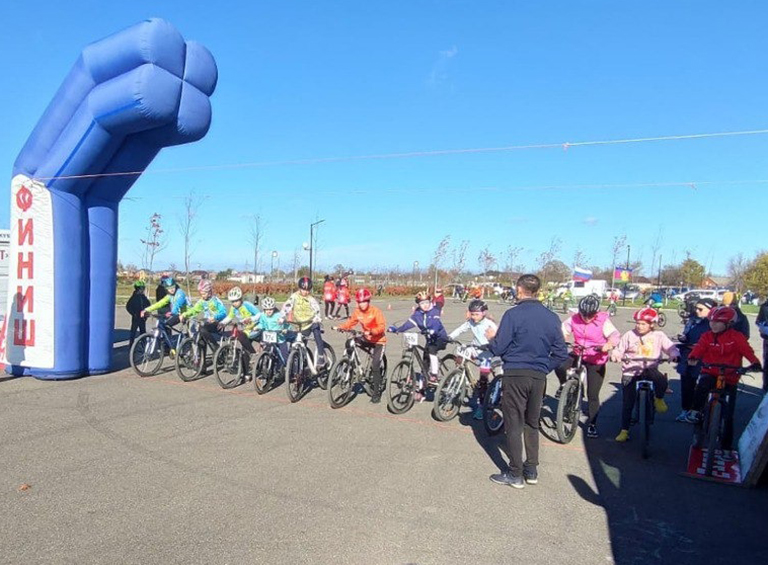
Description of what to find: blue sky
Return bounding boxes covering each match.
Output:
[1,1,767,276]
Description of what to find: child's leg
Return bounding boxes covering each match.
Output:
[585,363,607,424]
[648,367,669,399]
[620,377,637,430]
[722,384,738,450]
[692,374,716,412]
[680,364,699,411]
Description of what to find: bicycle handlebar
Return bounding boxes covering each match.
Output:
[696,362,753,374]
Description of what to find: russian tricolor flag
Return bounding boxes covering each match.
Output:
[573,267,592,282]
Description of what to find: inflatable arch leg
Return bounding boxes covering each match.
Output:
[1,19,217,379]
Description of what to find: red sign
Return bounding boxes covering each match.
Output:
[685,446,742,484]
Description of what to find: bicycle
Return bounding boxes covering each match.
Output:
[496,288,515,305]
[621,357,672,459]
[214,322,259,389]
[284,322,336,402]
[130,314,186,377]
[433,341,500,422]
[253,329,291,395]
[452,288,471,303]
[646,303,667,328]
[691,362,753,476]
[327,329,389,408]
[555,345,598,444]
[606,301,617,317]
[482,375,504,435]
[175,317,219,382]
[385,329,445,414]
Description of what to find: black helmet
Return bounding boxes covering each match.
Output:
[468,299,488,313]
[298,277,312,290]
[578,294,600,317]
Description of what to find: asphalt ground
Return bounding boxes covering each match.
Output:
[2,298,767,564]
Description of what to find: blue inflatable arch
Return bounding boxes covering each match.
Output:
[1,19,217,379]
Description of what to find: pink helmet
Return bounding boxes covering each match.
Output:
[198,279,213,294]
[633,308,658,324]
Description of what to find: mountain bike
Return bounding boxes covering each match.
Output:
[214,322,258,389]
[622,357,672,459]
[606,300,617,317]
[452,287,470,303]
[496,288,515,305]
[691,362,752,476]
[130,314,186,377]
[647,305,667,327]
[386,330,444,414]
[555,345,598,444]
[483,375,504,435]
[284,322,336,402]
[433,342,501,422]
[175,318,218,382]
[253,329,290,395]
[327,329,388,408]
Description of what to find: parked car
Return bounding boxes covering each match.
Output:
[603,287,622,299]
[620,286,641,301]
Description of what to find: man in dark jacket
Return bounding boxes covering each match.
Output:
[126,281,151,346]
[485,274,568,489]
[722,292,749,339]
[675,297,717,420]
[756,296,768,392]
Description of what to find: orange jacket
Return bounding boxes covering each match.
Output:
[338,305,387,344]
[323,281,336,302]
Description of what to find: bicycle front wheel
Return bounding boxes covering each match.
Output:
[386,360,416,415]
[285,349,306,403]
[704,401,722,476]
[555,379,581,444]
[638,389,651,459]
[175,337,205,382]
[214,343,245,389]
[311,341,336,390]
[130,334,164,377]
[433,368,466,422]
[253,351,277,394]
[657,312,667,328]
[328,358,354,409]
[483,377,504,435]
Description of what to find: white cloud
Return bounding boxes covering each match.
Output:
[427,45,459,87]
[583,216,599,226]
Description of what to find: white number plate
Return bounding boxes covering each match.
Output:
[403,333,419,347]
[263,331,277,344]
[458,346,477,361]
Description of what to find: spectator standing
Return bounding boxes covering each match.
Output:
[722,292,749,339]
[757,296,768,392]
[433,287,445,311]
[126,281,150,346]
[323,275,336,319]
[334,279,351,319]
[675,298,717,421]
[485,274,568,489]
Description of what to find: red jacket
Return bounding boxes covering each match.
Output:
[689,328,760,385]
[323,281,336,302]
[336,286,350,304]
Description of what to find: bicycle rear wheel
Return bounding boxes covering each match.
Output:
[311,341,336,390]
[704,401,722,476]
[555,379,581,444]
[175,337,205,382]
[386,360,416,415]
[285,349,305,402]
[638,389,651,459]
[214,343,244,389]
[328,358,354,409]
[253,351,277,394]
[433,368,466,422]
[362,354,388,397]
[130,334,165,377]
[483,377,504,435]
[657,312,667,328]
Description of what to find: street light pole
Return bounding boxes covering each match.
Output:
[413,261,419,286]
[623,244,631,306]
[271,251,278,282]
[309,219,325,288]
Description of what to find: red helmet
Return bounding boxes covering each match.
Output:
[708,306,736,324]
[355,288,372,303]
[633,308,658,324]
[297,277,312,290]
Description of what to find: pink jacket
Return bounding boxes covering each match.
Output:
[562,312,620,365]
[611,329,680,378]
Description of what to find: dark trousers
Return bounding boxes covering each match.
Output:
[502,375,545,475]
[621,369,668,430]
[358,340,384,395]
[199,322,221,351]
[324,300,335,317]
[300,324,326,362]
[763,340,768,392]
[679,363,701,411]
[555,356,606,424]
[693,376,738,450]
[129,316,147,345]
[334,302,350,318]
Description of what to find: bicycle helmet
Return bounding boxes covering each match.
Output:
[355,288,372,303]
[298,277,312,290]
[261,296,276,310]
[415,291,431,304]
[633,308,658,324]
[227,286,243,302]
[578,294,601,317]
[133,280,146,289]
[468,299,488,312]
[161,277,175,288]
[198,279,213,294]
[708,306,736,324]
[339,278,348,287]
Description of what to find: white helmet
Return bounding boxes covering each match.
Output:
[261,296,276,309]
[227,286,243,302]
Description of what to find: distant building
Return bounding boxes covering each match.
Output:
[703,276,730,289]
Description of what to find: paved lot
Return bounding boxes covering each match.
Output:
[2,298,767,564]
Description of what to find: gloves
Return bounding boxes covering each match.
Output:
[747,362,763,373]
[387,326,397,333]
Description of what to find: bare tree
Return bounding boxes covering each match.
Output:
[649,225,664,279]
[478,246,498,276]
[292,247,301,281]
[140,213,167,274]
[727,253,750,292]
[178,190,205,293]
[430,235,451,289]
[248,215,264,295]
[573,247,588,269]
[536,237,562,283]
[450,240,469,281]
[610,234,627,285]
[505,246,523,277]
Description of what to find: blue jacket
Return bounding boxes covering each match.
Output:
[676,315,709,374]
[488,299,568,376]
[391,307,448,341]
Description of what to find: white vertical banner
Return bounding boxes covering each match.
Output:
[0,175,55,368]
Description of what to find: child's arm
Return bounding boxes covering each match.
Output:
[659,332,680,360]
[611,332,631,363]
[449,321,470,340]
[735,332,761,367]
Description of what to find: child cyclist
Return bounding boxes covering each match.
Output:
[555,294,620,438]
[179,279,228,349]
[685,306,762,451]
[280,277,328,368]
[389,291,449,399]
[333,288,387,403]
[448,299,498,419]
[141,276,191,330]
[256,297,292,367]
[611,308,679,442]
[218,286,262,372]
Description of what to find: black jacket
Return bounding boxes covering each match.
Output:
[126,291,150,318]
[488,298,568,377]
[731,304,750,339]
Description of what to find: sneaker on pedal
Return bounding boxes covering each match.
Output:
[654,398,668,414]
[473,406,484,420]
[685,410,702,424]
[586,424,598,438]
[675,410,689,423]
[615,429,630,442]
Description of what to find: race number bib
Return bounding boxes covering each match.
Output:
[403,333,419,347]
[263,331,278,344]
